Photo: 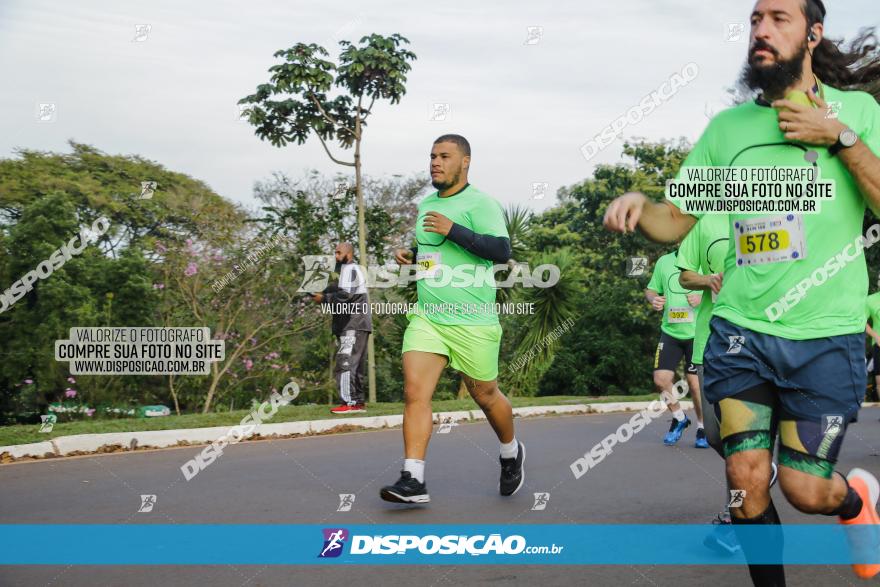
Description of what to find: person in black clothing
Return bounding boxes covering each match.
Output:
[311,242,372,414]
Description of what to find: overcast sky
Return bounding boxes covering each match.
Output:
[0,0,875,213]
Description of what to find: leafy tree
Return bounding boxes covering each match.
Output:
[529,140,691,396]
[157,234,321,413]
[0,143,242,422]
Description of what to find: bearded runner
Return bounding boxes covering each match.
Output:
[604,0,880,583]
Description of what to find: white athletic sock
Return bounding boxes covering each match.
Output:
[697,419,704,429]
[404,458,425,483]
[500,438,519,459]
[672,408,686,422]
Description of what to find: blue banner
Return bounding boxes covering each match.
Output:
[0,524,876,565]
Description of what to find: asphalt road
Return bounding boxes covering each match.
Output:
[3,407,880,587]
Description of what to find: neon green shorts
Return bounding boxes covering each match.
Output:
[402,314,502,381]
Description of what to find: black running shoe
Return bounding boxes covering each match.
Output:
[499,442,525,496]
[380,471,430,504]
[695,427,710,449]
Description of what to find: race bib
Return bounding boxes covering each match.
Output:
[668,306,694,323]
[416,252,441,279]
[734,215,807,266]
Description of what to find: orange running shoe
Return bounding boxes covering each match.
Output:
[330,404,366,414]
[840,468,880,579]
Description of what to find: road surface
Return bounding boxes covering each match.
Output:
[3,408,880,586]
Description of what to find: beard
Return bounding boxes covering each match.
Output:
[334,255,352,272]
[431,169,461,191]
[739,40,808,98]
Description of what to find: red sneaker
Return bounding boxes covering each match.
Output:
[330,404,366,414]
[840,468,880,579]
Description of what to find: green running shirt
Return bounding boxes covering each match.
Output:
[670,85,880,339]
[413,184,508,325]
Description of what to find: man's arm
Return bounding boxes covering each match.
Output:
[327,265,367,303]
[679,269,723,294]
[839,141,880,216]
[324,286,356,304]
[775,91,880,215]
[393,248,415,265]
[603,192,697,242]
[678,269,712,306]
[446,224,511,263]
[645,288,666,311]
[868,323,880,346]
[422,210,512,263]
[313,282,339,303]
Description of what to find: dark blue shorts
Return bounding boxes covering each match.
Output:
[702,316,866,423]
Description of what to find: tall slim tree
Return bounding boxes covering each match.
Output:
[240,34,417,403]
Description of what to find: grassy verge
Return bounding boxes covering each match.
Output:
[0,394,657,447]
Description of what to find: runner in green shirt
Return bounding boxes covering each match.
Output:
[677,215,729,368]
[604,0,880,582]
[645,251,703,446]
[675,216,728,450]
[381,134,524,504]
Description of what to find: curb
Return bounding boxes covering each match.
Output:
[0,400,694,463]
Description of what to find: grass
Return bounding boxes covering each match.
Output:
[0,394,657,447]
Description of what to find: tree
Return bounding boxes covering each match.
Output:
[0,142,250,421]
[0,142,242,423]
[488,205,581,397]
[250,171,424,261]
[157,233,321,414]
[527,140,691,396]
[239,35,417,403]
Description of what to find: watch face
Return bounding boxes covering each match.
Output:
[841,129,858,147]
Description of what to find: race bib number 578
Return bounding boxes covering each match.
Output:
[734,214,807,266]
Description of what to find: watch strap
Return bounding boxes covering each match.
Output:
[829,138,844,156]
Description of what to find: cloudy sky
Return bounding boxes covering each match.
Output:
[0,0,874,213]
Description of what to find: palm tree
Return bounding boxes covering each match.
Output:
[504,247,580,395]
[456,205,579,398]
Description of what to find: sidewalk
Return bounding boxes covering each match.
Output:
[0,400,690,462]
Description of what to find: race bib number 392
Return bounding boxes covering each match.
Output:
[734,214,807,266]
[668,306,694,323]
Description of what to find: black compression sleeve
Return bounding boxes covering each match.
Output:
[446,223,511,263]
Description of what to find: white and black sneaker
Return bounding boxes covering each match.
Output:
[499,442,526,496]
[380,471,430,504]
